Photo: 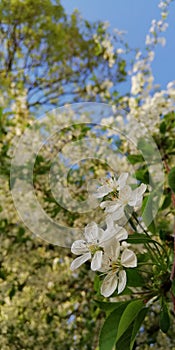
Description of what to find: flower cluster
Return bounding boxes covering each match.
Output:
[70,173,146,297]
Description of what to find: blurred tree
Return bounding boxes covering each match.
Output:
[0,0,127,113]
[0,1,127,349]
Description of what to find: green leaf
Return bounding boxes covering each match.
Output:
[127,269,145,287]
[161,192,172,210]
[116,300,144,341]
[94,274,101,293]
[115,323,134,350]
[127,154,144,164]
[135,168,149,184]
[127,233,152,244]
[142,193,156,234]
[95,300,130,314]
[171,279,175,297]
[168,167,175,193]
[130,307,148,349]
[99,301,131,350]
[159,303,170,333]
[159,121,166,133]
[112,286,132,297]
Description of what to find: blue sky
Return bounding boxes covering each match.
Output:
[61,0,175,93]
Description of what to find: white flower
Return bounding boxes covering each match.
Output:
[93,173,128,199]
[158,36,166,46]
[70,219,127,271]
[128,183,147,209]
[100,183,147,221]
[116,48,124,55]
[105,215,128,241]
[131,73,144,95]
[99,239,137,297]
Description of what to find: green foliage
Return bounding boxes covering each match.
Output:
[0,1,127,348]
[129,307,148,349]
[0,0,126,112]
[0,1,175,349]
[168,167,175,193]
[127,153,145,164]
[99,300,147,350]
[99,301,131,350]
[116,300,144,341]
[127,233,154,244]
[142,193,156,233]
[159,301,170,333]
[126,269,145,288]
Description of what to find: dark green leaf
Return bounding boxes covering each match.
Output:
[171,279,175,297]
[159,121,166,133]
[160,303,170,333]
[127,269,145,287]
[99,301,131,350]
[116,299,144,341]
[127,154,144,164]
[142,193,156,234]
[95,300,130,313]
[168,167,175,193]
[135,168,149,184]
[161,193,172,210]
[130,307,148,349]
[112,286,132,297]
[127,233,152,244]
[116,323,134,350]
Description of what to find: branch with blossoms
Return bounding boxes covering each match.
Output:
[69,1,175,348]
[70,169,174,349]
[70,173,143,297]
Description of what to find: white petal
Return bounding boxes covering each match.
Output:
[94,185,112,198]
[100,201,120,213]
[111,206,125,220]
[118,173,128,189]
[115,226,128,241]
[71,240,88,255]
[128,184,147,206]
[70,252,91,271]
[101,272,118,297]
[91,250,103,271]
[137,183,147,195]
[105,215,115,230]
[84,222,98,242]
[134,199,142,209]
[100,216,117,242]
[105,239,121,260]
[118,270,127,294]
[119,185,132,204]
[100,239,121,272]
[121,249,137,267]
[128,197,137,207]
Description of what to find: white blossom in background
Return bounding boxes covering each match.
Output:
[116,48,125,55]
[93,24,126,70]
[93,32,115,68]
[99,239,137,297]
[121,0,175,138]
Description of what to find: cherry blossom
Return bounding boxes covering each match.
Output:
[70,218,128,271]
[99,239,137,297]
